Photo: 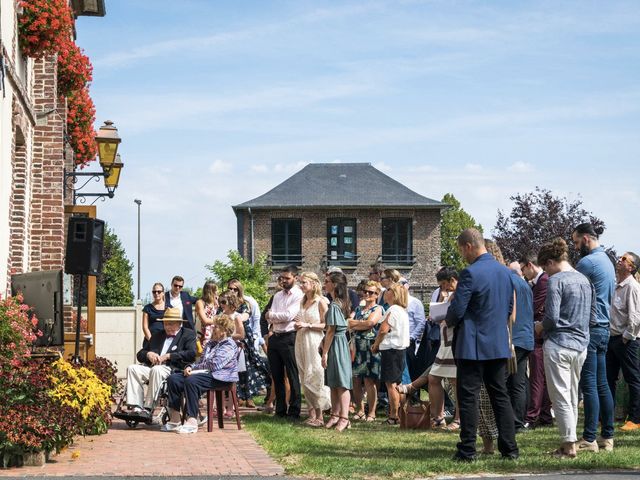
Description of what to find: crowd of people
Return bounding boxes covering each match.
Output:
[121,224,640,461]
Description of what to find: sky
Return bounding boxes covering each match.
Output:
[74,0,640,300]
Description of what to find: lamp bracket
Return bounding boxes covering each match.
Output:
[64,167,115,205]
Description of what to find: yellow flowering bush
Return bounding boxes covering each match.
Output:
[48,359,112,435]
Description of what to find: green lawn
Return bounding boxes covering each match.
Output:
[243,414,640,479]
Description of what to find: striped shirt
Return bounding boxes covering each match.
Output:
[191,336,239,382]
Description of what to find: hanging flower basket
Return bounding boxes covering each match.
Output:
[18,0,74,58]
[66,86,98,166]
[57,36,93,97]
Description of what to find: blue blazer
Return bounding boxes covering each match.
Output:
[446,253,514,361]
[165,291,198,329]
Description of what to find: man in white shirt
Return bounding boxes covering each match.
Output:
[266,265,304,419]
[607,251,640,431]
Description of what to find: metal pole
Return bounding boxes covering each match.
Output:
[72,274,84,365]
[134,199,142,300]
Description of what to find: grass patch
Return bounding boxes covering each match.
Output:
[243,414,640,479]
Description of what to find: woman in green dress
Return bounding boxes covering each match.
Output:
[322,271,353,432]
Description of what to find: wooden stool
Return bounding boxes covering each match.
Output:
[206,383,241,431]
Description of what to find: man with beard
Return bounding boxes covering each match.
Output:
[265,265,304,419]
[572,223,616,452]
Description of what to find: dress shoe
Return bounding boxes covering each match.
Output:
[452,452,477,462]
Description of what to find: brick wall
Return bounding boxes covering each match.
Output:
[29,56,66,274]
[240,207,442,290]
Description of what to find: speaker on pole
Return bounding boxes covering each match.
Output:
[65,217,105,276]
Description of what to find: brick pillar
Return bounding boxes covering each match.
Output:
[29,56,66,273]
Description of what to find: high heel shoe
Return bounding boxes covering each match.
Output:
[325,414,340,429]
[335,416,351,432]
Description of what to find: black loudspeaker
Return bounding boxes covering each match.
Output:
[11,270,64,346]
[65,217,105,276]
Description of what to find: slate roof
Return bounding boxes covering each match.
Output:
[233,163,445,210]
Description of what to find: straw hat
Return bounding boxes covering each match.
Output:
[160,307,185,322]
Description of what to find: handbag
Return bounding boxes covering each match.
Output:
[399,400,431,429]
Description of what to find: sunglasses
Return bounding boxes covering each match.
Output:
[229,287,240,293]
[219,300,228,305]
[152,290,163,294]
[173,284,184,289]
[620,256,637,268]
[363,290,377,296]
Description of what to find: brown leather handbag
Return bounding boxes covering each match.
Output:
[399,400,431,429]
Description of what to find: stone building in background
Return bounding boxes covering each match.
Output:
[233,163,447,294]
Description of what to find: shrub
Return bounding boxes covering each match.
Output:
[49,359,112,435]
[0,295,40,367]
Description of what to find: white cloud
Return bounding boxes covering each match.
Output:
[508,161,534,173]
[373,161,392,172]
[208,160,233,174]
[250,164,268,173]
[464,163,483,172]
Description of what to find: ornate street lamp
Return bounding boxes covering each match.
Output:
[64,120,124,205]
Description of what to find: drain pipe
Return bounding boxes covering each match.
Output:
[248,207,255,264]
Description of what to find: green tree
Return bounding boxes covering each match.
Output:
[96,226,134,306]
[440,193,483,271]
[206,250,271,308]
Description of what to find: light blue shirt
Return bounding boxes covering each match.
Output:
[576,246,616,326]
[407,295,426,341]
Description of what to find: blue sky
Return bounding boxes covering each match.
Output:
[74,0,640,298]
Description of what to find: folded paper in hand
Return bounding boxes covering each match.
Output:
[429,302,450,322]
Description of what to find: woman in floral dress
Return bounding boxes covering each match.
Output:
[348,280,383,421]
[227,281,270,408]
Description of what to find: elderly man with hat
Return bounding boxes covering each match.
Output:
[125,307,197,417]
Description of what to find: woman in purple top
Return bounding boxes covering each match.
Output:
[164,314,239,434]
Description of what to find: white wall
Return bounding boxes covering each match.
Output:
[0,0,18,294]
[95,303,143,378]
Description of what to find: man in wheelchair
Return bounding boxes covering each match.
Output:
[124,307,197,419]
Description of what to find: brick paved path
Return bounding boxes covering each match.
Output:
[0,417,284,477]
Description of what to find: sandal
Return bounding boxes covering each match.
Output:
[385,417,399,425]
[352,412,366,421]
[445,420,460,431]
[335,416,351,432]
[396,384,415,394]
[325,414,340,429]
[308,418,324,428]
[431,417,447,429]
[551,448,576,459]
[365,415,376,422]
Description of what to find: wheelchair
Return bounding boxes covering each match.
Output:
[113,378,170,429]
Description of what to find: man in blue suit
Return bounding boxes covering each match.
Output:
[165,275,198,330]
[446,228,519,461]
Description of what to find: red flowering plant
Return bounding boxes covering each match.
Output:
[18,0,74,58]
[0,295,40,367]
[57,36,93,97]
[0,359,78,463]
[65,86,98,166]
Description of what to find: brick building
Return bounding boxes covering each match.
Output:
[1,1,107,359]
[233,163,447,292]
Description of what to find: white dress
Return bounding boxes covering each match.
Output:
[295,299,331,411]
[429,288,457,378]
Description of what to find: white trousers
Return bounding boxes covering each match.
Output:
[125,364,171,408]
[543,340,587,443]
